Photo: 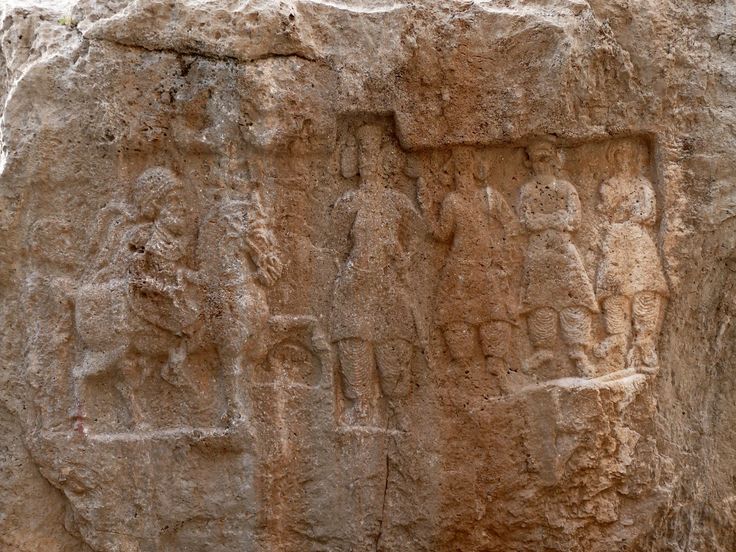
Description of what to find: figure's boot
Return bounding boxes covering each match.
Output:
[641,341,659,372]
[347,397,371,427]
[634,339,659,374]
[487,356,512,396]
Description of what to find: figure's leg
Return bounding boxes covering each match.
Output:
[71,348,125,433]
[560,307,596,377]
[479,320,513,394]
[442,322,475,361]
[375,339,414,399]
[375,339,414,430]
[220,355,245,426]
[524,307,557,373]
[118,354,149,430]
[71,366,89,434]
[337,338,375,424]
[630,291,663,372]
[216,336,246,426]
[594,295,630,359]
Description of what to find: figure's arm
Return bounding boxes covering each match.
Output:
[395,191,426,233]
[490,188,521,237]
[632,178,657,226]
[559,180,582,231]
[417,176,455,241]
[433,195,456,242]
[519,180,581,232]
[89,203,134,258]
[330,191,358,256]
[390,192,425,275]
[518,183,549,232]
[88,205,137,282]
[416,176,433,215]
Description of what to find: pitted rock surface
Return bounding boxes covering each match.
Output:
[1,1,735,551]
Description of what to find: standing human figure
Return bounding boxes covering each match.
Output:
[518,139,598,377]
[331,124,420,425]
[417,146,518,392]
[197,192,284,423]
[595,141,668,373]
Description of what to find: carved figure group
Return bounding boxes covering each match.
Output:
[73,166,283,430]
[518,139,668,377]
[331,130,668,425]
[66,128,667,434]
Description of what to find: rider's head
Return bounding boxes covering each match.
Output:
[133,167,183,221]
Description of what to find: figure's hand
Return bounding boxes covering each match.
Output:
[257,252,284,286]
[541,212,573,232]
[561,213,577,232]
[311,329,331,353]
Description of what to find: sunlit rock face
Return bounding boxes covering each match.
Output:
[1,1,735,551]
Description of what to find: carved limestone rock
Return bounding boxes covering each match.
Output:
[0,1,735,551]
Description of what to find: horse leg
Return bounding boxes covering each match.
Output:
[219,348,244,427]
[71,347,126,434]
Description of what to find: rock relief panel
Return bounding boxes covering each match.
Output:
[17,92,670,549]
[329,121,668,430]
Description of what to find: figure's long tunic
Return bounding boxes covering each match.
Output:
[519,178,598,313]
[436,187,516,327]
[330,189,415,343]
[127,210,202,336]
[596,222,668,300]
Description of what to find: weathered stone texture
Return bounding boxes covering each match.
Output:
[0,1,735,551]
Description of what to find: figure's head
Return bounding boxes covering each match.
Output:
[356,124,383,184]
[136,168,197,260]
[133,167,183,221]
[452,146,476,190]
[607,141,641,176]
[526,139,560,177]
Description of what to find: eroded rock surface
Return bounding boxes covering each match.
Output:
[1,1,735,550]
